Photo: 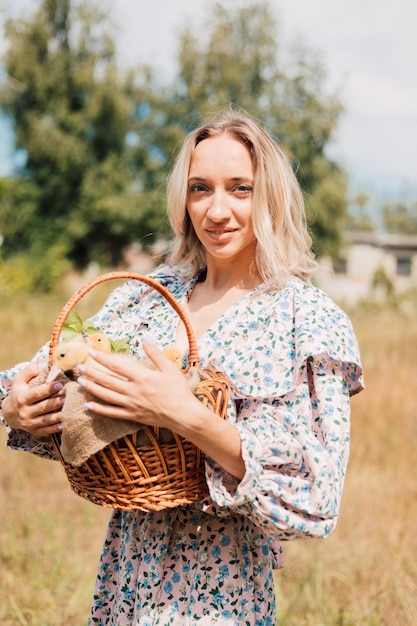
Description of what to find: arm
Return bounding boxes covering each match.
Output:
[205,356,352,541]
[75,341,246,479]
[1,360,64,458]
[0,272,175,456]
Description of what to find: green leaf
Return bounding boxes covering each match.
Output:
[64,310,85,333]
[83,319,100,333]
[111,338,130,353]
[61,327,83,341]
[62,311,99,340]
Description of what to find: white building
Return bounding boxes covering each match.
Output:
[314,232,417,306]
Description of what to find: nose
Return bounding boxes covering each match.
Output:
[206,187,230,221]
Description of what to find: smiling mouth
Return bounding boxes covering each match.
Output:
[207,229,236,235]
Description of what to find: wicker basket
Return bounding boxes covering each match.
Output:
[48,271,229,511]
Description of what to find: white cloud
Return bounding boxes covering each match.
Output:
[1,0,416,193]
[273,0,417,181]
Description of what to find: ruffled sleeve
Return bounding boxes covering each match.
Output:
[202,278,363,399]
[201,279,363,541]
[0,348,58,458]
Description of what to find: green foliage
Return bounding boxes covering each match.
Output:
[0,254,36,295]
[61,310,100,339]
[0,0,349,292]
[61,310,130,353]
[0,248,70,296]
[372,265,394,300]
[110,336,130,354]
[347,192,375,232]
[382,200,417,234]
[172,2,348,258]
[0,0,161,279]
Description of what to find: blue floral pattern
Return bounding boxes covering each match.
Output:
[0,267,363,625]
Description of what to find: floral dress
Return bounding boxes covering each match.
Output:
[0,267,363,626]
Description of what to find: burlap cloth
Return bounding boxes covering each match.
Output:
[31,366,203,467]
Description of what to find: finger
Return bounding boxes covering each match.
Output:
[82,352,152,389]
[82,399,134,421]
[34,394,65,417]
[77,374,128,406]
[36,425,62,437]
[77,363,131,394]
[34,413,63,436]
[143,341,178,373]
[38,409,62,427]
[84,350,133,379]
[16,394,64,429]
[25,379,65,407]
[13,361,47,385]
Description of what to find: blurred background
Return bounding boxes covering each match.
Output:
[0,1,416,624]
[0,0,416,299]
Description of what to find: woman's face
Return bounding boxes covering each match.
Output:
[187,134,257,266]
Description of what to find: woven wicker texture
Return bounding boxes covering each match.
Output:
[49,272,229,511]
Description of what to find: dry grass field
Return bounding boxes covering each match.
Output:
[0,292,416,625]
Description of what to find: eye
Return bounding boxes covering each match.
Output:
[234,183,253,195]
[188,183,208,193]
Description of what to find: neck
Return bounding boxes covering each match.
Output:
[201,260,262,292]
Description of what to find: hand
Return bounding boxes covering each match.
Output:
[76,342,203,436]
[78,343,246,480]
[2,362,64,436]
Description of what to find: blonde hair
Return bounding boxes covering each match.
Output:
[166,109,316,285]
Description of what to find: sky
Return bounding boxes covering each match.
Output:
[1,0,416,203]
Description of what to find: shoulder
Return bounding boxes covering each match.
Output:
[147,265,193,295]
[285,279,361,364]
[102,265,191,304]
[209,278,363,398]
[242,277,354,337]
[263,278,361,366]
[260,277,346,317]
[90,265,194,329]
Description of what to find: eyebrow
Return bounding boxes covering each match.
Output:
[188,176,253,182]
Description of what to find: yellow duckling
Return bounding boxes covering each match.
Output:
[52,336,90,371]
[52,332,112,371]
[162,346,183,369]
[87,332,112,355]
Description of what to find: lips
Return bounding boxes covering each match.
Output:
[206,228,236,235]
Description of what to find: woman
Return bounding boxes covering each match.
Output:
[1,109,363,625]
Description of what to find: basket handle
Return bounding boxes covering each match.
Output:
[48,271,200,368]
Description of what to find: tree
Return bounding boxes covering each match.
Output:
[347,192,375,232]
[382,200,417,234]
[0,0,165,289]
[170,2,348,258]
[0,0,349,291]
